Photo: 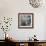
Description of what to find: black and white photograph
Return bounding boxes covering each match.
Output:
[18,13,34,28]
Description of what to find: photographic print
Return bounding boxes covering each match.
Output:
[18,13,34,28]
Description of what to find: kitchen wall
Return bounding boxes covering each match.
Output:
[0,0,46,40]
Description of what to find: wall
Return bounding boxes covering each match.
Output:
[44,16,46,40]
[0,0,46,40]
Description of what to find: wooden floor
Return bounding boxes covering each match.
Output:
[0,40,46,46]
[0,41,16,46]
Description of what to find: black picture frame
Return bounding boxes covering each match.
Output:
[18,13,34,29]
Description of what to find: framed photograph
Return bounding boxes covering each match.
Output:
[18,13,34,29]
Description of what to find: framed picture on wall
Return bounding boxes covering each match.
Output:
[18,13,34,29]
